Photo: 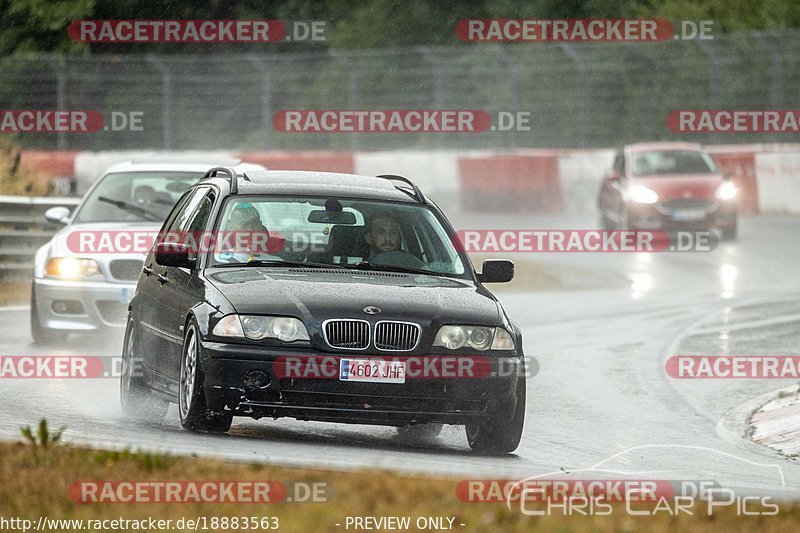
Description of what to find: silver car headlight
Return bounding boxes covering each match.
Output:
[433,325,515,351]
[212,315,310,342]
[716,181,737,201]
[45,257,100,279]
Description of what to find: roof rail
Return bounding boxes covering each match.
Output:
[201,166,244,194]
[377,174,425,203]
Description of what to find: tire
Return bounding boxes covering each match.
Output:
[466,377,526,453]
[30,287,68,345]
[178,323,233,433]
[396,423,443,441]
[120,320,169,421]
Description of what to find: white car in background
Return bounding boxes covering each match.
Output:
[30,159,265,343]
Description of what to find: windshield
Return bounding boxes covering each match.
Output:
[73,171,204,223]
[631,150,718,176]
[208,196,467,277]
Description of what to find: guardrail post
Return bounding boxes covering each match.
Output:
[246,54,274,148]
[331,52,360,151]
[146,56,172,150]
[560,43,589,148]
[496,45,520,150]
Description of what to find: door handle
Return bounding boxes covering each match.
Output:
[157,273,168,284]
[143,264,153,276]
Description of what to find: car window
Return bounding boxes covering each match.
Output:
[162,187,211,237]
[209,196,466,277]
[73,171,204,223]
[631,150,717,176]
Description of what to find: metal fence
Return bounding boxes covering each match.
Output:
[0,196,80,281]
[2,30,800,151]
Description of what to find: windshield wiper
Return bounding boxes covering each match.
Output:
[350,261,445,277]
[98,196,161,222]
[214,259,350,269]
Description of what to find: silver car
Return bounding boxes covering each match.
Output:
[31,160,265,343]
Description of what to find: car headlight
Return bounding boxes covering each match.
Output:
[212,315,310,342]
[716,181,737,201]
[45,257,99,279]
[629,185,659,204]
[433,326,514,351]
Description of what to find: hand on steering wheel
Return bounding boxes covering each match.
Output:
[369,250,426,269]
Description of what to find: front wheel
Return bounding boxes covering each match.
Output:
[179,323,232,433]
[466,377,525,453]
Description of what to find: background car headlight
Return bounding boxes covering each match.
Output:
[45,257,99,279]
[433,325,513,351]
[628,185,659,204]
[716,181,737,200]
[213,315,309,342]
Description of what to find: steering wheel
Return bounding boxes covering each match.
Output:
[369,250,426,269]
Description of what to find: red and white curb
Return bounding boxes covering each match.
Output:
[750,387,800,457]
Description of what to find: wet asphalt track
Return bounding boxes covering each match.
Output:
[1,213,799,497]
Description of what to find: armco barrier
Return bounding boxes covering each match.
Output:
[0,196,80,281]
[754,151,800,214]
[458,153,561,213]
[18,145,800,216]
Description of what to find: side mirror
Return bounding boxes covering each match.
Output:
[609,170,622,182]
[44,206,71,225]
[477,260,514,283]
[155,242,196,269]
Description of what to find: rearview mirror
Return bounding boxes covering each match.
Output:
[477,260,514,283]
[44,206,71,225]
[155,242,196,269]
[308,209,357,225]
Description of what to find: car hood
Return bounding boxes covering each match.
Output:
[633,174,723,200]
[206,267,501,327]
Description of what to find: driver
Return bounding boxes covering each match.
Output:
[364,212,402,257]
[363,211,426,268]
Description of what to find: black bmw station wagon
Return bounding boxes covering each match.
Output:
[120,168,527,452]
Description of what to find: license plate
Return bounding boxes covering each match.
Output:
[119,287,133,303]
[339,359,406,384]
[671,209,706,221]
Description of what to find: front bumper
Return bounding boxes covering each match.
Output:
[628,200,737,231]
[33,278,136,331]
[199,340,523,426]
